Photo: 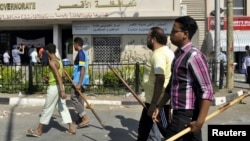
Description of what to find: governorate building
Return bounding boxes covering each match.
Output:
[0,0,203,64]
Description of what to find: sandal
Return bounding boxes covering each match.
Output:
[26,129,41,137]
[62,130,76,135]
[77,121,90,128]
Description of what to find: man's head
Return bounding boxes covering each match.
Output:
[170,16,198,47]
[74,37,84,51]
[12,45,18,49]
[245,45,249,51]
[44,43,56,54]
[147,27,167,50]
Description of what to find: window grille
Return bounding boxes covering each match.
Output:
[93,37,120,63]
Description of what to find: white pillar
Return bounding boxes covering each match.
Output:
[53,24,62,59]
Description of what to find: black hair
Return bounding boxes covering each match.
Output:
[175,16,198,40]
[44,43,56,53]
[74,37,84,47]
[245,45,249,50]
[149,27,167,45]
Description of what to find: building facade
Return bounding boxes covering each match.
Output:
[181,0,206,49]
[0,0,186,64]
[205,0,250,73]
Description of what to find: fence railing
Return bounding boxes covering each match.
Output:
[208,60,226,88]
[0,60,226,95]
[0,62,145,95]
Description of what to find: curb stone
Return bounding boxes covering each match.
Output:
[0,90,244,106]
[211,90,244,106]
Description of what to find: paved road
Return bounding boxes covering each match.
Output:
[202,95,250,141]
[0,95,249,141]
[0,104,141,141]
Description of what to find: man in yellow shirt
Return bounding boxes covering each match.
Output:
[137,27,174,141]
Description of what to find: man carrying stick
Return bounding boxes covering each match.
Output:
[70,37,90,128]
[152,16,214,141]
[137,27,174,141]
[26,43,76,137]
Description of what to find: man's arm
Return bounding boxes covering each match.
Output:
[188,53,214,133]
[148,74,165,116]
[152,89,170,122]
[189,99,210,133]
[19,46,25,54]
[49,60,67,99]
[76,66,85,89]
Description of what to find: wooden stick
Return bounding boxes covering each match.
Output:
[63,69,105,128]
[108,64,146,108]
[166,93,250,141]
[108,64,167,132]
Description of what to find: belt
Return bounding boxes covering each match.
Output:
[173,109,193,113]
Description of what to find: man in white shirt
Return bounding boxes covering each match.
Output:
[241,49,250,104]
[3,49,10,65]
[30,46,39,65]
[218,48,227,67]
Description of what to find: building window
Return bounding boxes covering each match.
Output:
[0,33,10,51]
[93,37,121,63]
[224,0,246,16]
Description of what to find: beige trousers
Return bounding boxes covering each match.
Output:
[40,85,72,125]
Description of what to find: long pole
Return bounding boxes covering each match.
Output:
[166,93,249,141]
[108,64,167,132]
[226,0,234,91]
[107,64,146,108]
[63,69,105,128]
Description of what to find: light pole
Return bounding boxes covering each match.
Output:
[214,0,221,87]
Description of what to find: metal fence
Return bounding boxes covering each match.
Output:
[0,60,224,95]
[0,62,145,95]
[208,60,226,88]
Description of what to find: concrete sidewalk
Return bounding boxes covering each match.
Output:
[0,73,248,106]
[0,89,246,107]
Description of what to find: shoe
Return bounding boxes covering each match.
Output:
[26,129,41,137]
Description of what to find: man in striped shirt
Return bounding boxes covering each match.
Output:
[152,16,214,141]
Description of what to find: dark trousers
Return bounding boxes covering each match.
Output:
[247,66,250,84]
[164,110,202,141]
[137,103,170,141]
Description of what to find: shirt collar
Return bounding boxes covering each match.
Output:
[181,42,192,52]
[175,42,193,56]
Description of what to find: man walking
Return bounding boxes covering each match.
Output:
[71,37,90,128]
[152,16,214,141]
[26,43,75,137]
[137,27,174,141]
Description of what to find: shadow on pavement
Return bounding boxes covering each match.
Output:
[5,97,24,141]
[43,116,68,134]
[107,115,138,140]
